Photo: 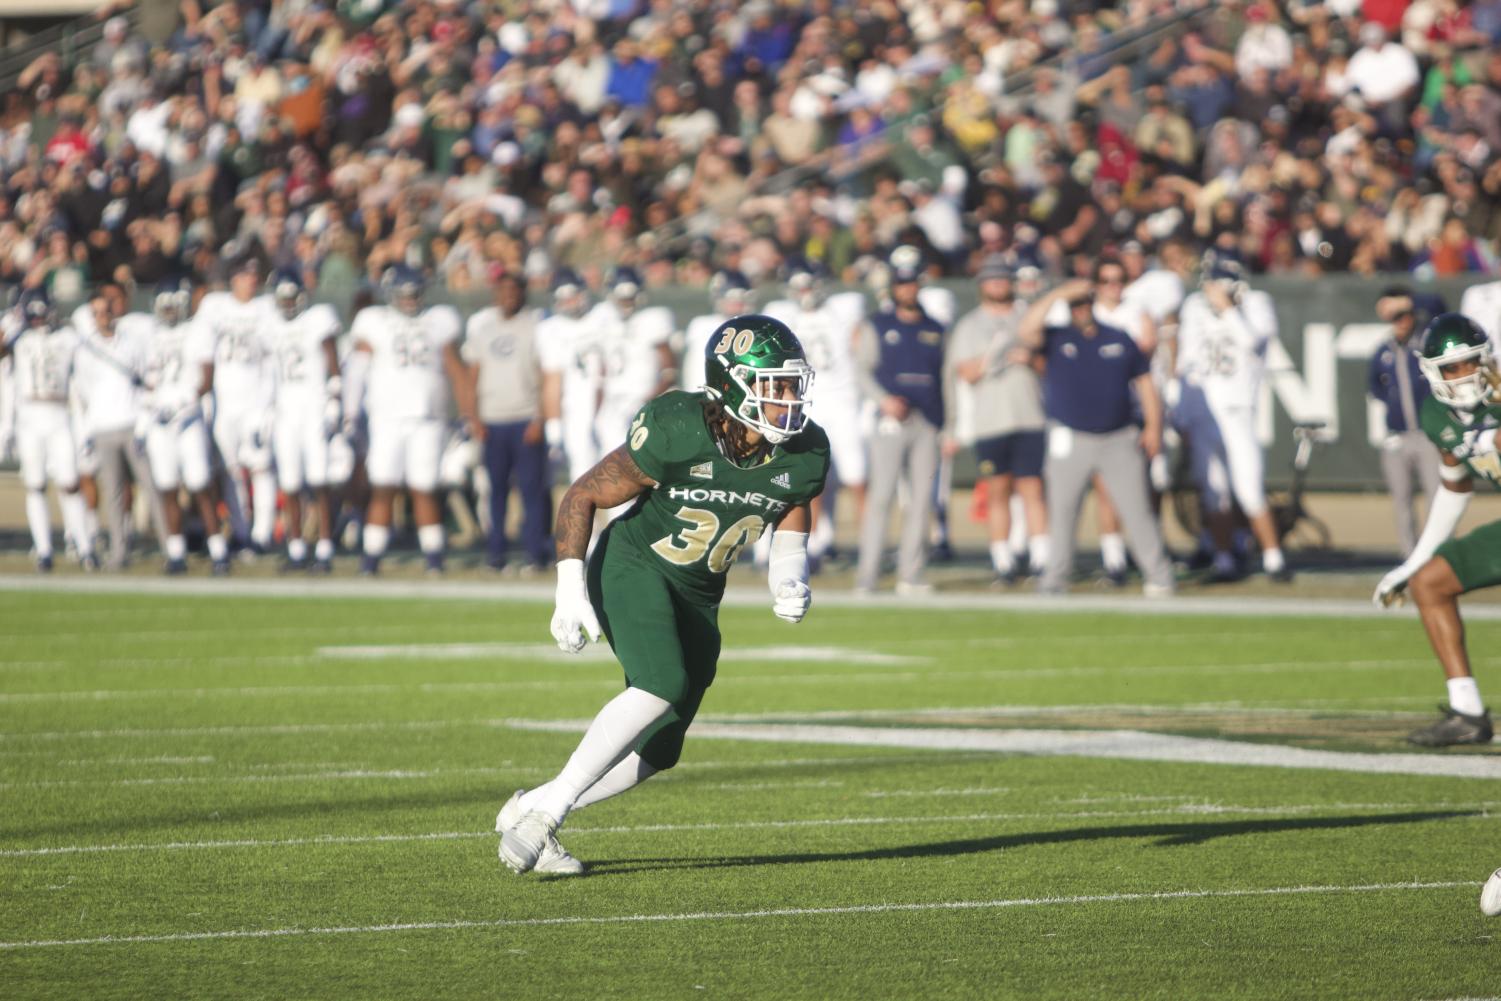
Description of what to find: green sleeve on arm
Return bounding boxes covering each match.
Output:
[1418,395,1454,454]
[626,391,704,483]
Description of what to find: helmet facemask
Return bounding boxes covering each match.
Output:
[1421,342,1497,410]
[710,354,814,445]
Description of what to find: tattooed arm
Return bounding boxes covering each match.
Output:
[555,445,658,560]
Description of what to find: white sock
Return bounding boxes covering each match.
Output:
[60,491,91,557]
[363,523,390,558]
[165,534,187,561]
[418,523,445,555]
[1263,546,1285,573]
[223,468,250,541]
[1448,676,1485,716]
[1028,534,1049,570]
[1008,495,1028,555]
[315,537,334,561]
[531,688,673,826]
[809,516,834,558]
[524,752,660,814]
[250,470,277,547]
[206,533,228,561]
[84,504,99,544]
[1100,533,1127,573]
[288,537,308,562]
[989,540,1014,574]
[25,490,52,557]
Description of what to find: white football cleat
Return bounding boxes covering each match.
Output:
[1482,867,1501,917]
[496,796,584,876]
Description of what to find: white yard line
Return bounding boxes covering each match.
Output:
[0,752,990,788]
[0,659,1440,704]
[0,881,1477,950]
[8,572,1501,620]
[315,643,925,665]
[507,719,1501,780]
[1,801,1491,859]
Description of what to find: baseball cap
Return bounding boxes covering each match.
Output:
[976,254,1013,282]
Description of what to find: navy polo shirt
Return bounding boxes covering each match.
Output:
[871,307,947,427]
[1367,339,1431,433]
[1041,321,1149,433]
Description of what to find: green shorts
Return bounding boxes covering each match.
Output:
[1434,518,1501,594]
[587,525,722,771]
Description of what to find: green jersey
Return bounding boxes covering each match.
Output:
[1419,395,1501,485]
[604,390,830,599]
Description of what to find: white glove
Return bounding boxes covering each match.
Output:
[322,395,343,437]
[1163,377,1182,410]
[1458,426,1499,460]
[549,558,601,653]
[772,579,812,623]
[1373,567,1410,609]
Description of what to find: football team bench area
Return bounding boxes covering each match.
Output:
[2,582,1498,999]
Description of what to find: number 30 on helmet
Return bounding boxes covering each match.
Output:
[1420,312,1497,410]
[703,314,814,444]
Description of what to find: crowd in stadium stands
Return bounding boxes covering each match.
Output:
[2,0,1500,302]
[4,0,1501,589]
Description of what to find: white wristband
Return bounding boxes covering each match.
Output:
[767,530,809,594]
[557,557,586,588]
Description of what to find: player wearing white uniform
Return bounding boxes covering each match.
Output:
[681,270,753,392]
[0,288,95,571]
[536,269,604,484]
[765,263,868,561]
[587,267,677,452]
[346,265,479,574]
[266,270,343,572]
[197,258,281,552]
[1459,278,1501,355]
[142,278,230,574]
[1172,252,1289,581]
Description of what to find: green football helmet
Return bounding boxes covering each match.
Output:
[703,313,814,444]
[1419,312,1495,410]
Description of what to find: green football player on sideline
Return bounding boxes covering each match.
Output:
[1374,312,1499,746]
[497,314,830,874]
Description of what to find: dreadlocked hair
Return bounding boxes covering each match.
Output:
[701,396,767,468]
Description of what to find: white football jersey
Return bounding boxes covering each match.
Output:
[11,325,79,404]
[196,291,278,412]
[1124,268,1187,324]
[1176,289,1277,408]
[1043,298,1151,345]
[763,292,866,401]
[537,312,604,411]
[1459,280,1501,354]
[681,313,727,391]
[146,317,214,399]
[351,304,461,420]
[587,301,673,413]
[269,303,341,411]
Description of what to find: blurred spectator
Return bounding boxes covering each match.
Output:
[464,272,553,574]
[1368,285,1442,555]
[854,254,949,595]
[1020,275,1174,597]
[944,255,1048,583]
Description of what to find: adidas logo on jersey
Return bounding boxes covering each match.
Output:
[690,461,714,480]
[771,472,791,489]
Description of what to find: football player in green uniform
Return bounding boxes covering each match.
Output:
[1374,313,1497,745]
[497,314,830,874]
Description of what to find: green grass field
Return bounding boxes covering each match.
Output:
[2,582,1499,999]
